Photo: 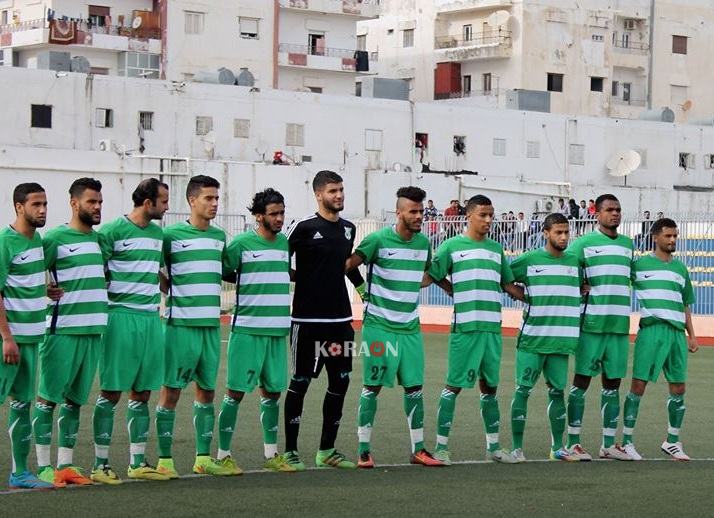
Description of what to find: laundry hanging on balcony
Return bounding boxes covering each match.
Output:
[354,50,369,72]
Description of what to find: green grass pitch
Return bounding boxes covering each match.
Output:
[1,329,713,516]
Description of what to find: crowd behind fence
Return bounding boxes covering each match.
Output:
[164,212,714,317]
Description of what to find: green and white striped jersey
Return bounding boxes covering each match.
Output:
[0,226,46,343]
[164,221,227,327]
[355,226,431,334]
[428,235,514,334]
[225,230,290,336]
[44,224,108,335]
[510,248,582,355]
[99,217,164,313]
[569,230,633,335]
[632,254,694,331]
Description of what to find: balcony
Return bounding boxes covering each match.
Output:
[435,31,512,61]
[279,0,380,18]
[613,40,649,54]
[0,17,160,52]
[278,43,376,73]
[435,0,512,14]
[434,88,502,100]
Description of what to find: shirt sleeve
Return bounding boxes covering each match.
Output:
[287,220,303,258]
[355,231,379,264]
[500,250,515,285]
[0,239,11,292]
[509,254,527,284]
[157,228,165,269]
[224,236,242,274]
[427,241,451,282]
[42,232,58,273]
[98,224,114,262]
[682,266,695,306]
[162,230,172,269]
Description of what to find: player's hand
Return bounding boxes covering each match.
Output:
[687,336,698,353]
[580,283,591,296]
[47,284,64,301]
[355,283,369,302]
[2,337,19,365]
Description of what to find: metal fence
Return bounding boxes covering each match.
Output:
[354,215,714,316]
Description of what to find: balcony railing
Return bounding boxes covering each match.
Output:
[435,30,511,49]
[0,17,160,40]
[434,88,502,100]
[613,40,649,53]
[0,18,46,33]
[612,97,647,107]
[279,43,372,60]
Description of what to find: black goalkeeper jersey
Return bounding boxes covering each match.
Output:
[287,213,364,322]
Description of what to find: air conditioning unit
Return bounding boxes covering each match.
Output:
[536,198,554,213]
[98,139,115,152]
[624,19,636,30]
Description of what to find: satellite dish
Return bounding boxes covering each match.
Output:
[392,162,402,172]
[487,10,511,27]
[681,100,693,111]
[132,16,143,29]
[606,149,641,177]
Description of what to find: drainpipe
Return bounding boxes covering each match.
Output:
[647,0,655,109]
[273,0,279,89]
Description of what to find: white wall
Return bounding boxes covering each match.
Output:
[0,66,712,228]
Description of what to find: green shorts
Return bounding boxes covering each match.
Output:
[515,350,569,390]
[99,310,164,392]
[574,331,629,379]
[362,325,424,388]
[38,334,100,405]
[0,342,38,403]
[446,331,501,389]
[226,333,287,393]
[163,325,221,390]
[633,322,688,383]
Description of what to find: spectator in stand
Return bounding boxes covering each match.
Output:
[639,210,654,251]
[587,199,596,218]
[568,199,579,220]
[656,211,664,220]
[578,200,588,219]
[444,199,461,238]
[424,199,439,219]
[460,200,469,216]
[527,212,544,249]
[505,211,517,250]
[557,198,570,217]
[516,211,528,250]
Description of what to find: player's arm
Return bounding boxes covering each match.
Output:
[345,252,364,272]
[503,282,524,301]
[425,242,452,294]
[42,234,63,301]
[500,251,524,301]
[685,306,698,353]
[222,236,241,284]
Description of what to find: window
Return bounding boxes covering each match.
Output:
[387,28,394,35]
[623,82,631,102]
[678,152,695,169]
[286,123,304,147]
[671,85,687,106]
[118,52,160,79]
[526,140,540,158]
[402,29,414,48]
[88,5,110,27]
[453,136,466,156]
[185,11,205,34]
[95,108,113,128]
[590,77,604,92]
[568,144,585,165]
[672,35,687,54]
[704,154,714,169]
[234,119,250,139]
[592,34,604,42]
[482,73,492,94]
[31,105,52,129]
[611,80,619,96]
[356,34,366,51]
[462,75,471,94]
[493,138,506,157]
[195,116,213,136]
[624,19,636,30]
[239,17,259,39]
[1,10,8,26]
[90,67,109,75]
[139,111,154,131]
[463,24,472,42]
[621,32,630,48]
[308,33,325,55]
[355,81,362,97]
[547,73,563,92]
[365,129,383,151]
[308,86,323,94]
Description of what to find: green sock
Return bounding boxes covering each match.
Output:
[510,386,530,451]
[622,392,641,445]
[436,388,456,451]
[217,395,240,457]
[32,401,54,469]
[566,386,586,448]
[155,406,176,458]
[193,401,215,457]
[601,389,620,448]
[667,393,685,443]
[357,388,377,454]
[9,401,31,475]
[260,397,279,457]
[480,393,501,452]
[57,402,80,468]
[93,395,116,467]
[127,399,150,468]
[404,389,424,454]
[547,388,566,452]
